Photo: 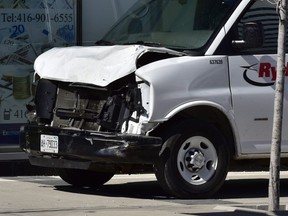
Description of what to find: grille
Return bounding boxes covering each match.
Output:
[52,85,106,131]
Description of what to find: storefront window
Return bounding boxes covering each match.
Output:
[0,0,79,145]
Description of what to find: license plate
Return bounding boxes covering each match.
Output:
[40,134,59,153]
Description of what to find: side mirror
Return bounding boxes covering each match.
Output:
[232,22,263,49]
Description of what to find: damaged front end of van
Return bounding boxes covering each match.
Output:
[20,45,184,171]
[20,0,244,198]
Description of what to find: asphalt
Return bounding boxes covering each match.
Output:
[0,161,287,215]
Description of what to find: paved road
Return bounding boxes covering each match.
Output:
[0,171,287,215]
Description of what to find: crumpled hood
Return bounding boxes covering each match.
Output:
[34,45,182,87]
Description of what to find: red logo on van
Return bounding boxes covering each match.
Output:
[243,62,288,87]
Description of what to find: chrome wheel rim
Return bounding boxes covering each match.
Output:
[177,136,218,185]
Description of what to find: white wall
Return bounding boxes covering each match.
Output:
[82,0,135,45]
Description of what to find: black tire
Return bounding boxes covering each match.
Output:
[58,169,114,188]
[154,119,230,198]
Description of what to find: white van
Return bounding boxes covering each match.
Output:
[20,0,288,198]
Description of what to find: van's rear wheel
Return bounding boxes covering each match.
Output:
[154,120,230,198]
[58,169,114,188]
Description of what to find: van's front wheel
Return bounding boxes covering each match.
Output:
[154,120,230,198]
[58,169,114,188]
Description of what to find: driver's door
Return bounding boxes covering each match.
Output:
[226,0,288,154]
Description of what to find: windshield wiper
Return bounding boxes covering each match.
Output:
[95,40,114,45]
[124,41,162,47]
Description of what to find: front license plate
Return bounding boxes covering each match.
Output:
[40,134,59,153]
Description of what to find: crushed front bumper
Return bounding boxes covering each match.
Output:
[19,125,162,169]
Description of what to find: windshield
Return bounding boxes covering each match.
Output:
[102,0,240,50]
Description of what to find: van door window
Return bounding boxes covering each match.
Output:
[237,0,278,54]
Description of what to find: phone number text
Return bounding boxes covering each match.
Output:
[1,12,73,23]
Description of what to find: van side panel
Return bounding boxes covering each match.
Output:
[136,56,233,122]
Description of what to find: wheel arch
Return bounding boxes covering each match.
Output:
[150,103,237,158]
